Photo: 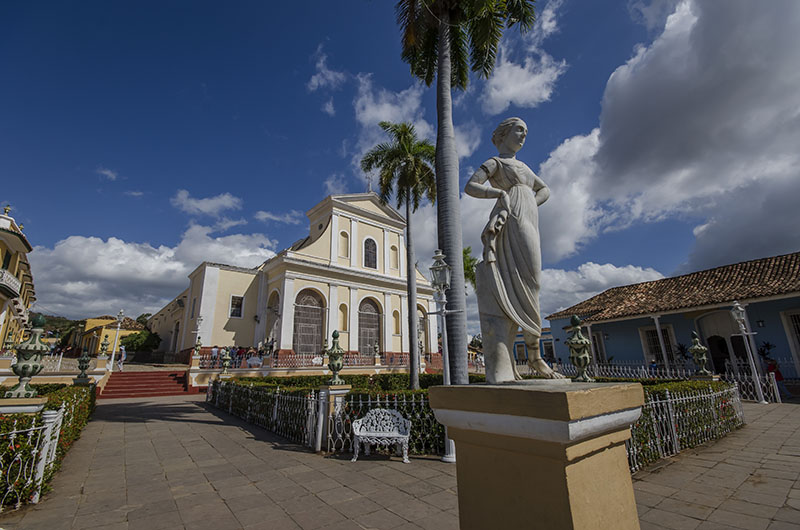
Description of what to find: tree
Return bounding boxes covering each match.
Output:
[121,330,161,353]
[463,246,478,289]
[362,121,436,390]
[136,313,152,327]
[396,0,536,384]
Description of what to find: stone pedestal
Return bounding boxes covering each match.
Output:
[316,384,351,452]
[429,380,644,530]
[0,397,48,414]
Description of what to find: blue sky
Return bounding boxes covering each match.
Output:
[3,1,799,331]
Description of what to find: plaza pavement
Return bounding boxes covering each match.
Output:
[0,395,798,530]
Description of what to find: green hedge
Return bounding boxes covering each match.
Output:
[0,384,96,508]
[234,372,488,391]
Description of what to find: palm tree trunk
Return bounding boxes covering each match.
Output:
[435,13,468,385]
[405,196,420,390]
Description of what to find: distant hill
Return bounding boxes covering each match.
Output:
[29,313,84,339]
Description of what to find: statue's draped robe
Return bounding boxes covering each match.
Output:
[481,156,542,338]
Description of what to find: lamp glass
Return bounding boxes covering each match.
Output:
[730,302,745,325]
[117,309,125,323]
[429,250,451,292]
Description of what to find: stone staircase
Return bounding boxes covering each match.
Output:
[99,371,189,399]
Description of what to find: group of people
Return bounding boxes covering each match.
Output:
[208,342,273,368]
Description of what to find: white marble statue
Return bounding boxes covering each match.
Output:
[465,117,564,383]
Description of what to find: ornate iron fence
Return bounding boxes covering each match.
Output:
[626,386,744,473]
[0,406,65,510]
[206,381,318,448]
[327,393,444,456]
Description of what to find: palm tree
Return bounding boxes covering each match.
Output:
[362,121,436,390]
[396,0,536,384]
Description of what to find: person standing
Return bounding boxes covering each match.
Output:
[117,345,127,372]
[767,359,793,399]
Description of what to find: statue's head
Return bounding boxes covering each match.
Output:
[491,117,528,151]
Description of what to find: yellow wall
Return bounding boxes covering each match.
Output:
[337,217,353,268]
[210,269,258,347]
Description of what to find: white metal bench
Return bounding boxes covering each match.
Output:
[350,408,411,464]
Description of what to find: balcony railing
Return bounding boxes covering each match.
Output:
[0,269,21,297]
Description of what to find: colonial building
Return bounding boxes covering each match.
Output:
[547,251,800,377]
[63,315,145,355]
[149,193,438,362]
[0,206,35,349]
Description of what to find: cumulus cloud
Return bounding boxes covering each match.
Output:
[531,0,800,271]
[307,45,346,92]
[454,121,482,160]
[170,189,243,217]
[28,225,277,320]
[351,74,434,186]
[254,210,304,225]
[124,191,144,198]
[322,98,336,116]
[323,173,349,196]
[481,0,568,115]
[96,167,119,181]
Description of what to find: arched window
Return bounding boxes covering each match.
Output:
[265,291,280,341]
[358,298,381,355]
[339,231,349,258]
[338,304,348,332]
[364,238,377,269]
[393,310,401,335]
[390,245,399,269]
[292,290,325,355]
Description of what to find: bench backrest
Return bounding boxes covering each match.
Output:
[352,408,411,436]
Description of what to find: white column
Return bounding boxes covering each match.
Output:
[349,287,359,351]
[400,295,410,353]
[327,284,339,341]
[329,213,339,264]
[383,292,393,352]
[278,277,295,351]
[383,229,390,275]
[399,232,406,279]
[652,315,668,366]
[741,304,764,375]
[427,299,437,354]
[350,220,358,269]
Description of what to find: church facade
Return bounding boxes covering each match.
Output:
[149,193,438,362]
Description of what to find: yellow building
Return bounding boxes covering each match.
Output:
[73,316,145,355]
[150,193,438,362]
[0,206,35,350]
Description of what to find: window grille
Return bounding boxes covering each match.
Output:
[364,239,377,269]
[542,341,556,363]
[359,298,381,355]
[230,296,244,318]
[514,343,527,361]
[292,291,325,355]
[644,327,674,364]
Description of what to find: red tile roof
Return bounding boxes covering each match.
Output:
[546,251,800,323]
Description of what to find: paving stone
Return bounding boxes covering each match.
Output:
[355,508,408,529]
[290,504,347,530]
[707,508,770,530]
[716,498,779,519]
[656,498,714,520]
[640,507,702,530]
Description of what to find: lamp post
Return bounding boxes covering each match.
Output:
[731,301,767,404]
[430,249,457,463]
[109,309,124,373]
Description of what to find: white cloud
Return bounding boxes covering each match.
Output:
[454,121,481,160]
[170,189,243,217]
[96,167,118,181]
[213,217,248,231]
[28,224,277,320]
[254,210,304,225]
[481,0,568,115]
[529,0,800,271]
[541,263,664,321]
[351,74,434,186]
[307,45,346,92]
[124,191,144,198]
[482,49,567,115]
[324,173,348,195]
[322,98,336,116]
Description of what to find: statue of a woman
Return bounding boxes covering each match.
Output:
[465,117,564,383]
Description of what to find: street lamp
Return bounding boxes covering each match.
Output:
[429,249,456,463]
[109,309,124,373]
[731,301,767,404]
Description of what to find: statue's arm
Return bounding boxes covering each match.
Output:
[465,159,504,200]
[532,174,550,206]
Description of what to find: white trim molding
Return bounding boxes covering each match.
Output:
[433,407,642,445]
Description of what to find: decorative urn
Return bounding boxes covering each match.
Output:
[5,314,48,398]
[565,315,594,383]
[688,331,712,376]
[327,330,345,385]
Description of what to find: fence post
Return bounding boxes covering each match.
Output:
[664,389,681,454]
[315,389,327,452]
[228,384,233,414]
[32,410,60,504]
[768,372,781,404]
